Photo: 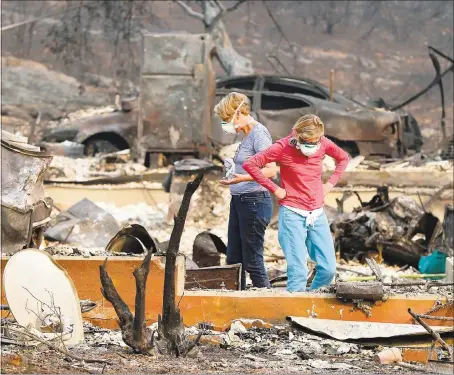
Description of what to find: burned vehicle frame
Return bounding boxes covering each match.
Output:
[39,45,452,161]
[40,97,138,156]
[213,75,418,157]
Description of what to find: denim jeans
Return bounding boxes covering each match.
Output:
[227,191,272,289]
[278,206,336,292]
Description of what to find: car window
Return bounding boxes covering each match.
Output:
[263,80,328,100]
[215,94,254,108]
[217,78,256,90]
[261,94,310,110]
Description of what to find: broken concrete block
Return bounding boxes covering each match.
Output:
[44,198,121,249]
[3,248,84,347]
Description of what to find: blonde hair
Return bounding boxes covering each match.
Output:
[214,92,250,121]
[293,114,324,141]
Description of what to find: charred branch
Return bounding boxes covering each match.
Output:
[408,308,453,359]
[99,252,154,353]
[173,0,252,75]
[174,1,204,21]
[158,170,205,356]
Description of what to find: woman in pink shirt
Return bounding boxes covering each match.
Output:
[243,114,349,292]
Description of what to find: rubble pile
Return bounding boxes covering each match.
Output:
[324,153,453,172]
[329,187,448,267]
[73,322,397,373]
[44,152,153,182]
[3,321,410,374]
[45,105,117,130]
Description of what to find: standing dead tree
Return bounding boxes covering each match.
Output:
[174,0,253,75]
[157,170,205,355]
[99,170,205,355]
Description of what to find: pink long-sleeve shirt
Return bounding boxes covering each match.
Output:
[243,134,350,211]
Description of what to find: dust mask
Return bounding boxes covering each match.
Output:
[221,100,244,135]
[297,142,321,157]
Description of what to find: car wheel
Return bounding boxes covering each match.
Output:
[341,143,360,158]
[84,139,121,156]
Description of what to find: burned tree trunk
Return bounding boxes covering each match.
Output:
[99,170,205,356]
[99,250,154,353]
[157,170,205,356]
[208,17,253,76]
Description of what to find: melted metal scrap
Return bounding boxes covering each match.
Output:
[331,186,443,267]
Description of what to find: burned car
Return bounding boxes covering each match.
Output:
[40,75,423,159]
[40,96,137,156]
[212,75,424,157]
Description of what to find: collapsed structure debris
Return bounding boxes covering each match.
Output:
[330,186,453,267]
[1,130,53,254]
[44,150,150,183]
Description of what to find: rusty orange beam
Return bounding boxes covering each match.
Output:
[1,256,453,330]
[401,338,454,364]
[179,290,454,330]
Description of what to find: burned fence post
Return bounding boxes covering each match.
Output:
[158,170,205,356]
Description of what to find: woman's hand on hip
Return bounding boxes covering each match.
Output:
[274,187,287,200]
[220,173,246,185]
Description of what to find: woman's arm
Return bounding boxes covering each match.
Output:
[323,137,350,195]
[221,162,277,185]
[243,141,285,193]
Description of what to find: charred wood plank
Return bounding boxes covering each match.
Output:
[336,281,384,301]
[365,257,383,282]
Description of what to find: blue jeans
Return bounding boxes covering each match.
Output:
[278,206,336,292]
[227,191,272,289]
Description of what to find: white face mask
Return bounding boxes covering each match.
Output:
[221,100,244,134]
[297,142,321,157]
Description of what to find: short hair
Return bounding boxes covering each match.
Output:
[214,92,250,122]
[293,114,324,141]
